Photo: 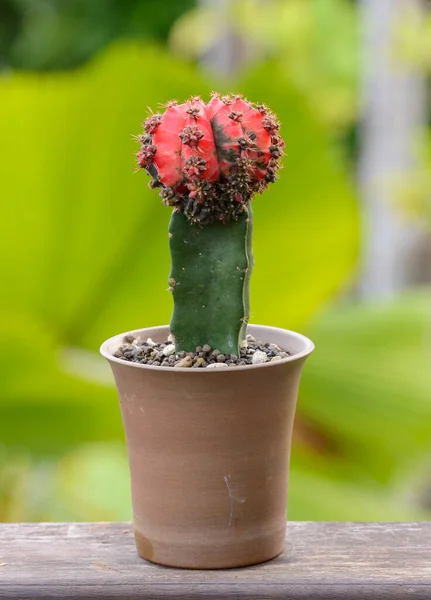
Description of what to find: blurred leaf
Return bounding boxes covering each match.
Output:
[298,289,431,484]
[288,467,423,521]
[54,442,131,521]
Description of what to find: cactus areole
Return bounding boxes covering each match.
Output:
[136,93,284,356]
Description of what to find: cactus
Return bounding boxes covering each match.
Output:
[136,94,283,355]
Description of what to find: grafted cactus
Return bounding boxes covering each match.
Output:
[136,94,284,355]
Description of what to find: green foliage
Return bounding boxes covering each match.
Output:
[0,42,360,520]
[0,0,196,71]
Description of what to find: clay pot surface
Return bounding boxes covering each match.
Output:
[101,324,314,569]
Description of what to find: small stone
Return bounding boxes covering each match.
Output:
[246,334,256,343]
[113,350,123,358]
[178,351,186,358]
[230,354,238,361]
[167,333,175,343]
[198,358,208,367]
[163,344,176,356]
[207,363,228,369]
[270,355,282,362]
[125,334,135,343]
[211,349,220,358]
[278,352,289,358]
[202,344,211,353]
[216,354,226,363]
[240,339,248,349]
[131,348,142,358]
[161,360,170,366]
[228,363,237,367]
[175,355,193,368]
[269,343,280,352]
[168,354,176,364]
[146,338,157,347]
[196,346,202,353]
[252,350,268,365]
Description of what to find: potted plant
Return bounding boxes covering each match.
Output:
[100,94,314,569]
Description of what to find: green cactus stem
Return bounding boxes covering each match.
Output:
[169,205,253,355]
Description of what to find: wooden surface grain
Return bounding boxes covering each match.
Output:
[0,522,430,599]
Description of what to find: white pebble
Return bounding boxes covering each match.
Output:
[206,363,228,369]
[167,333,175,343]
[246,334,256,343]
[270,355,282,362]
[146,338,157,347]
[162,344,176,356]
[252,350,268,365]
[240,339,248,349]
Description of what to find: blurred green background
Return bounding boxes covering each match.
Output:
[0,0,430,522]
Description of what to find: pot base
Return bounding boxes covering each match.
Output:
[134,527,285,569]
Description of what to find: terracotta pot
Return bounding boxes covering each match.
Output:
[101,324,314,569]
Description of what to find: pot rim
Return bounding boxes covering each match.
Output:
[100,324,314,373]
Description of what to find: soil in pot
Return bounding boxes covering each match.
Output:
[114,333,290,368]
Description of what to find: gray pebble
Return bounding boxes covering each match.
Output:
[206,363,228,369]
[118,336,288,370]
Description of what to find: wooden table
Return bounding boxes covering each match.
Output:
[1,522,430,599]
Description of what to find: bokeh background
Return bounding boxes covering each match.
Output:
[0,0,430,522]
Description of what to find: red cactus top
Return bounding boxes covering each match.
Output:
[136,93,284,225]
